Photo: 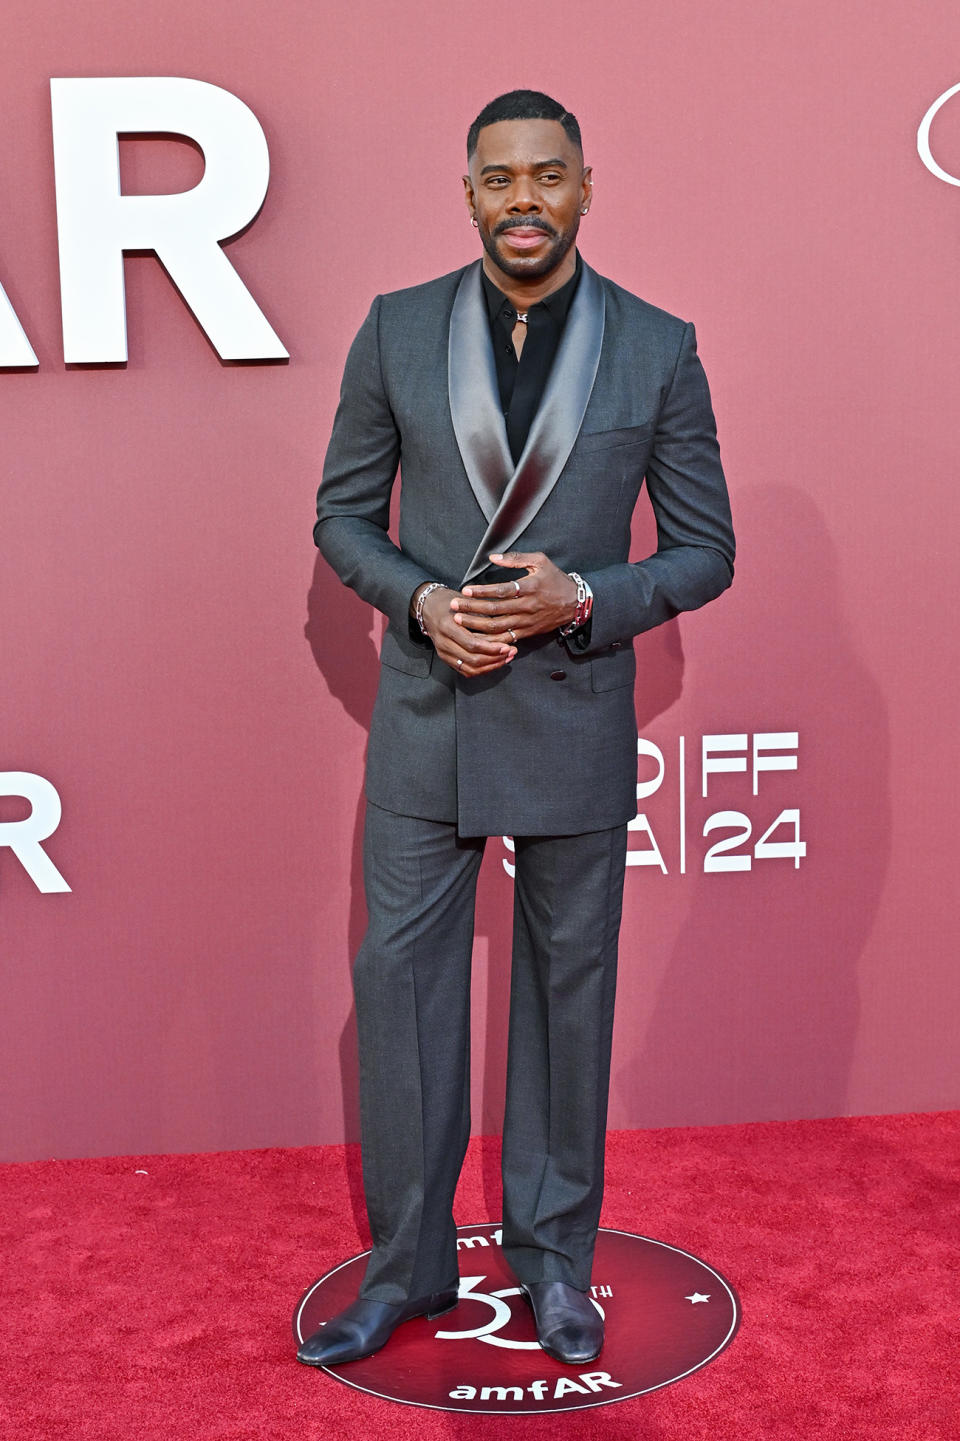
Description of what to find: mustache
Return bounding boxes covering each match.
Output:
[493,218,558,237]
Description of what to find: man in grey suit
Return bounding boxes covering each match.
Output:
[297,89,734,1369]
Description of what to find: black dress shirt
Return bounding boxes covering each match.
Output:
[481,254,582,466]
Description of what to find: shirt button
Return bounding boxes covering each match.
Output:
[550,669,567,681]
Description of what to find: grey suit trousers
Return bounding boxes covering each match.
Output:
[354,800,628,1303]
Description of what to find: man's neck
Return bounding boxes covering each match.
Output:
[481,249,578,311]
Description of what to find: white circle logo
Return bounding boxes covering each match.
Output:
[918,82,960,186]
[432,1275,605,1349]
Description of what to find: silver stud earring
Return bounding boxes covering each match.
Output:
[581,207,589,215]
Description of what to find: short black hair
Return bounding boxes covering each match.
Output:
[466,90,582,160]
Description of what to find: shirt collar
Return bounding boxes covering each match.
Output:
[481,251,582,326]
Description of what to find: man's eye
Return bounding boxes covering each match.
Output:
[486,176,508,186]
[539,173,561,183]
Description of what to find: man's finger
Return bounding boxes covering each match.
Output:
[461,551,537,598]
[434,617,513,655]
[453,612,523,636]
[436,634,516,661]
[454,589,522,608]
[448,635,514,657]
[459,580,537,601]
[489,550,542,568]
[442,649,514,677]
[459,583,514,600]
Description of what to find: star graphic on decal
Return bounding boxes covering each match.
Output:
[685,1292,710,1304]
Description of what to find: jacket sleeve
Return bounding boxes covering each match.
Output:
[573,320,735,653]
[313,296,435,634]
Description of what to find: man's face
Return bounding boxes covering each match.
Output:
[464,118,591,283]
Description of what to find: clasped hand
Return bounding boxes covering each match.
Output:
[419,551,578,678]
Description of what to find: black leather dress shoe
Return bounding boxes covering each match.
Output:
[521,1281,604,1365]
[296,1285,459,1366]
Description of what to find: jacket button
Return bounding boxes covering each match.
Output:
[611,640,623,650]
[550,669,567,681]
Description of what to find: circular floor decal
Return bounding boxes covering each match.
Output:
[293,1223,740,1414]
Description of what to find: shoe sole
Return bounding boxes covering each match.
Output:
[425,1295,459,1319]
[541,1341,603,1365]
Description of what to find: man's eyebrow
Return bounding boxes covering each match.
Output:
[479,158,569,176]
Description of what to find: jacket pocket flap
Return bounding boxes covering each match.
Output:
[590,644,636,691]
[380,623,435,677]
[577,422,655,453]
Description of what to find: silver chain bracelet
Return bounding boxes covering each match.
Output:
[558,571,593,636]
[414,582,447,636]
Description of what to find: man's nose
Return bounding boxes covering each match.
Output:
[508,180,540,212]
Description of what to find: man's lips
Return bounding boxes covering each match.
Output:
[499,227,551,250]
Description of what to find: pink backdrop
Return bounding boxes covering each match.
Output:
[3,0,959,1161]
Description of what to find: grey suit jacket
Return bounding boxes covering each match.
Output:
[315,258,734,836]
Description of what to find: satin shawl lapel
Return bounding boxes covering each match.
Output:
[448,262,514,525]
[457,260,606,585]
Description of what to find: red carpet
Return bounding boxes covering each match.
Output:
[1,1113,957,1439]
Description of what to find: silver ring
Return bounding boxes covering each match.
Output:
[457,658,463,669]
[513,580,521,595]
[507,629,517,643]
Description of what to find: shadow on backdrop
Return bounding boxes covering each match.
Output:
[619,485,891,1128]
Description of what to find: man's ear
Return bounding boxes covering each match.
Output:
[462,173,476,222]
